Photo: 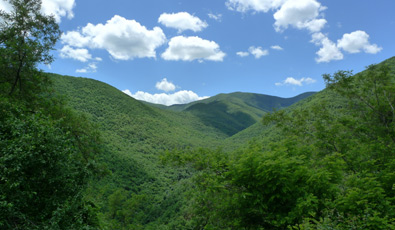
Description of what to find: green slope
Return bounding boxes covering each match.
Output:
[50,74,226,148]
[48,73,314,227]
[184,92,315,136]
[161,56,395,229]
[156,91,315,112]
[47,56,395,228]
[146,91,315,136]
[49,73,228,228]
[224,56,395,149]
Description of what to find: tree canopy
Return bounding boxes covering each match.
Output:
[0,0,60,97]
[0,1,102,229]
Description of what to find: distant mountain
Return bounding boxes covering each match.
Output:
[149,91,315,112]
[185,92,315,136]
[145,92,315,136]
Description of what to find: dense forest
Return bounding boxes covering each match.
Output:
[1,1,394,229]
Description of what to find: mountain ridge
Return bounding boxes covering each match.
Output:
[143,91,315,136]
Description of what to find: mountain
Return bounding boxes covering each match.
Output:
[225,56,395,149]
[184,92,315,136]
[148,91,315,112]
[49,73,231,228]
[46,56,395,229]
[48,73,314,228]
[155,56,395,229]
[145,91,315,136]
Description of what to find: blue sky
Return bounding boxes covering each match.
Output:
[2,0,394,105]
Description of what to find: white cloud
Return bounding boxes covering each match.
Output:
[158,12,208,32]
[337,30,382,54]
[227,1,381,63]
[311,32,343,63]
[155,78,176,92]
[41,0,75,22]
[226,0,326,33]
[226,0,287,13]
[76,68,87,73]
[226,0,332,62]
[61,31,91,48]
[208,13,222,22]
[61,15,166,60]
[0,0,75,23]
[271,45,283,50]
[273,0,327,33]
[60,45,93,62]
[76,63,98,73]
[249,46,269,59]
[311,31,381,63]
[236,51,250,57]
[123,89,209,106]
[162,36,226,62]
[275,77,316,86]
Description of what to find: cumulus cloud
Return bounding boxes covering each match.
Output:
[155,78,176,92]
[337,30,382,54]
[311,30,381,63]
[273,0,327,33]
[249,46,269,59]
[61,31,91,48]
[226,0,287,13]
[311,32,343,63]
[226,0,326,33]
[162,36,226,62]
[76,63,98,73]
[41,0,75,22]
[226,0,381,62]
[60,45,93,62]
[236,51,250,57]
[271,45,283,50]
[208,13,222,22]
[275,77,316,86]
[123,89,209,106]
[237,46,269,58]
[158,12,208,32]
[61,15,166,60]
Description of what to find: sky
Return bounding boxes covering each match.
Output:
[1,0,394,105]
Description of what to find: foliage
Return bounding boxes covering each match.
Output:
[163,59,395,229]
[49,74,232,229]
[3,53,391,229]
[0,0,60,97]
[0,94,103,229]
[0,1,102,228]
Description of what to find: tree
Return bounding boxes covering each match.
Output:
[0,0,60,96]
[0,97,101,229]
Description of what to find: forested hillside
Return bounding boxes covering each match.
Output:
[1,2,393,229]
[47,72,311,228]
[46,56,395,229]
[145,91,315,136]
[163,57,395,229]
[50,74,229,228]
